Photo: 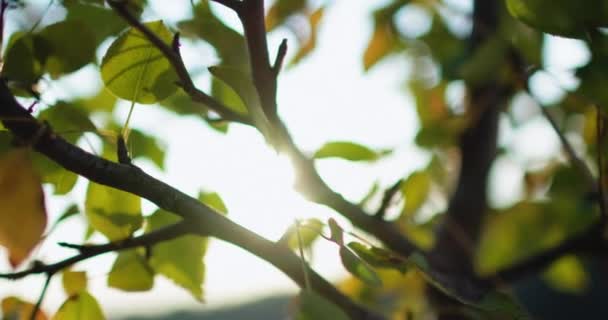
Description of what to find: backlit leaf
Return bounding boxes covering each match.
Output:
[32,154,79,195]
[339,246,383,287]
[265,0,306,31]
[101,20,178,104]
[0,149,47,267]
[198,191,228,215]
[400,171,431,218]
[62,270,88,297]
[363,0,407,71]
[52,292,105,320]
[85,182,142,241]
[146,210,207,301]
[207,66,254,116]
[327,218,344,246]
[313,141,379,162]
[278,218,323,250]
[347,241,409,273]
[364,21,398,71]
[208,66,272,135]
[107,250,154,292]
[291,7,324,66]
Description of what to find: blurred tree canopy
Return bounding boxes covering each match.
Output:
[0,0,607,319]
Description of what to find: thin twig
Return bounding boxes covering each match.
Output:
[0,221,189,280]
[374,178,403,219]
[0,83,384,320]
[272,39,288,75]
[536,103,596,188]
[30,273,52,320]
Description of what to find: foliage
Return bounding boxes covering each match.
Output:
[0,0,606,319]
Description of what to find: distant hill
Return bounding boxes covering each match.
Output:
[123,295,292,320]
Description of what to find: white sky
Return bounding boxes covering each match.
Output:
[0,0,592,318]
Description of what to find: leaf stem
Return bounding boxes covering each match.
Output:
[30,273,52,320]
[296,219,312,291]
[122,101,135,140]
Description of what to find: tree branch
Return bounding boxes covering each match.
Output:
[224,0,422,258]
[0,81,383,320]
[0,220,189,280]
[106,0,249,125]
[374,179,403,219]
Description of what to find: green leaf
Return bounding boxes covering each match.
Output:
[339,246,382,287]
[63,0,128,44]
[358,182,379,207]
[506,0,608,38]
[208,66,272,135]
[347,242,409,273]
[296,290,349,320]
[210,76,248,116]
[327,218,344,246]
[207,66,255,116]
[107,249,154,292]
[52,292,105,320]
[85,182,142,241]
[146,210,207,301]
[101,20,179,104]
[62,270,87,297]
[400,171,431,218]
[76,87,118,113]
[32,154,79,195]
[127,129,165,169]
[38,102,96,144]
[313,141,380,162]
[160,88,207,115]
[35,20,97,78]
[265,0,306,31]
[278,218,323,250]
[2,32,43,89]
[198,191,228,215]
[543,255,589,293]
[55,204,80,226]
[178,2,247,66]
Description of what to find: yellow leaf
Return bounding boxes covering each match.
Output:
[290,7,324,66]
[543,255,589,293]
[52,292,105,320]
[107,250,154,292]
[363,23,397,71]
[0,149,47,267]
[85,181,142,241]
[62,270,88,297]
[2,296,48,320]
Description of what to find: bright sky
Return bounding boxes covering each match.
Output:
[0,0,592,318]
